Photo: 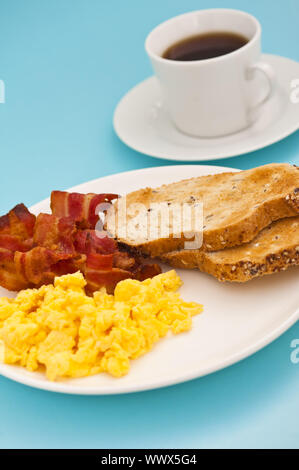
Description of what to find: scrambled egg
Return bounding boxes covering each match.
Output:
[0,271,203,381]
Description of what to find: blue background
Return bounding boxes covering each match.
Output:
[0,0,298,449]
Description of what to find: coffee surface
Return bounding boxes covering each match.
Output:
[163,31,248,61]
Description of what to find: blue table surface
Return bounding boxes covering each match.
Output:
[0,0,298,449]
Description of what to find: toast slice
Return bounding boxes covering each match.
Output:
[160,217,299,282]
[108,164,299,257]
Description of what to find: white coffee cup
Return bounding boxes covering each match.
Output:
[145,9,275,137]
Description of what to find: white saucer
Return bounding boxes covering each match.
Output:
[114,54,299,161]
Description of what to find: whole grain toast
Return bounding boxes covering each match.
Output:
[107,164,299,257]
[160,217,299,282]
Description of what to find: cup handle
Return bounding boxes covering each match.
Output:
[246,61,276,109]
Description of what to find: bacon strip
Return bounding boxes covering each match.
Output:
[14,247,72,287]
[0,193,160,294]
[0,204,36,290]
[34,213,76,254]
[0,234,33,252]
[0,248,28,291]
[86,253,114,271]
[51,191,118,229]
[51,255,86,277]
[74,229,117,255]
[0,204,36,239]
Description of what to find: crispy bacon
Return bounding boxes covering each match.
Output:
[0,204,36,290]
[0,214,10,234]
[14,247,72,287]
[51,255,86,277]
[0,248,28,291]
[34,213,76,254]
[0,234,33,252]
[51,191,118,229]
[86,253,114,271]
[0,204,36,239]
[74,229,117,255]
[0,192,161,294]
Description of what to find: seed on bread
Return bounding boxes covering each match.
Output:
[160,217,299,283]
[108,164,299,257]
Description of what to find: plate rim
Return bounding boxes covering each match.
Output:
[113,54,299,162]
[0,164,298,395]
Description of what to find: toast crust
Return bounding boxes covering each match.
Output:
[161,217,299,282]
[109,164,299,257]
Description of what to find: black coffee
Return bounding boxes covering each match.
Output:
[163,31,248,61]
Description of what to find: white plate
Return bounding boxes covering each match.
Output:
[114,54,299,161]
[0,165,298,394]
